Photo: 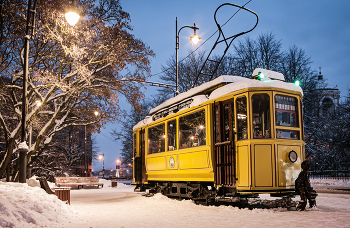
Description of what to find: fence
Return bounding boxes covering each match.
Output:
[310,170,350,181]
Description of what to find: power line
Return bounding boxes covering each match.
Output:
[148,0,253,78]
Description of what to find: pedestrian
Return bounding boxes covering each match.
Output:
[295,155,317,211]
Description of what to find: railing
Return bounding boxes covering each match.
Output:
[310,170,350,181]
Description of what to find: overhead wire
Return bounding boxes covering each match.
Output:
[148,0,253,78]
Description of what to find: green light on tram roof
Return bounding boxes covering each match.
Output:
[258,72,265,80]
[294,80,300,86]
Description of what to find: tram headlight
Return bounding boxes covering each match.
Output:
[288,150,298,163]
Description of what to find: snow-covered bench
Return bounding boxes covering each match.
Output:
[55,177,103,189]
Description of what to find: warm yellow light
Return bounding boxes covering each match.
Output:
[94,111,99,116]
[35,100,42,107]
[65,12,80,26]
[116,159,121,163]
[190,35,201,45]
[98,154,103,160]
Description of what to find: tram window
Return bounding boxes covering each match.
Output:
[223,104,230,141]
[179,110,206,149]
[215,105,219,143]
[148,124,165,154]
[139,130,145,156]
[236,96,247,140]
[133,133,137,157]
[167,120,177,151]
[276,130,299,139]
[275,95,299,127]
[252,94,271,139]
[231,101,235,137]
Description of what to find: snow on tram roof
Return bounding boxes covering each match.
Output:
[209,78,303,101]
[149,75,245,115]
[133,74,303,130]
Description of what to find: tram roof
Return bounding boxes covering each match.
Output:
[134,74,303,130]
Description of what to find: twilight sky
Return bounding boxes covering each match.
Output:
[92,0,350,172]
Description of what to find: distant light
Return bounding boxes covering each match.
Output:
[65,12,80,26]
[94,111,99,116]
[190,35,201,45]
[295,80,300,86]
[199,125,204,129]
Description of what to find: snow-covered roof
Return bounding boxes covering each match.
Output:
[208,78,303,101]
[134,71,303,130]
[316,80,338,90]
[149,75,241,115]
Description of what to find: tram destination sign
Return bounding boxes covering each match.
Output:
[153,99,193,121]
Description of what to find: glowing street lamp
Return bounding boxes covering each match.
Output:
[175,18,201,96]
[19,0,80,183]
[65,11,80,26]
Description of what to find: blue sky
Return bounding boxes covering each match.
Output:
[92,0,350,171]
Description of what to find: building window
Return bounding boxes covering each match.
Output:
[148,124,165,154]
[252,94,271,139]
[322,97,333,117]
[167,120,177,151]
[179,110,206,149]
[236,96,247,140]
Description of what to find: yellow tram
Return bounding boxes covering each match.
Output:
[132,68,304,201]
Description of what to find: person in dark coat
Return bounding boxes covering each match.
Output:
[295,157,317,211]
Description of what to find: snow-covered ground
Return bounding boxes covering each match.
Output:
[1,177,350,228]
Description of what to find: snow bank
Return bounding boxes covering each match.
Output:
[0,182,76,228]
[0,178,349,227]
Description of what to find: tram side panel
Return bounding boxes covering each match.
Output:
[144,106,214,183]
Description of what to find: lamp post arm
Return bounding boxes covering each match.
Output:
[175,18,199,96]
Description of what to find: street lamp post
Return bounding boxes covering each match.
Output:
[175,17,201,96]
[19,0,80,183]
[98,154,105,178]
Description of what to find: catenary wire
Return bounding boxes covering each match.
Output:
[147,0,253,78]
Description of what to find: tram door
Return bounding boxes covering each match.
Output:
[134,129,147,183]
[213,100,236,186]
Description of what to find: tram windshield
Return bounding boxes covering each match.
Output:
[275,95,300,139]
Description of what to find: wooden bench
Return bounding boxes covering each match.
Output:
[55,177,103,189]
